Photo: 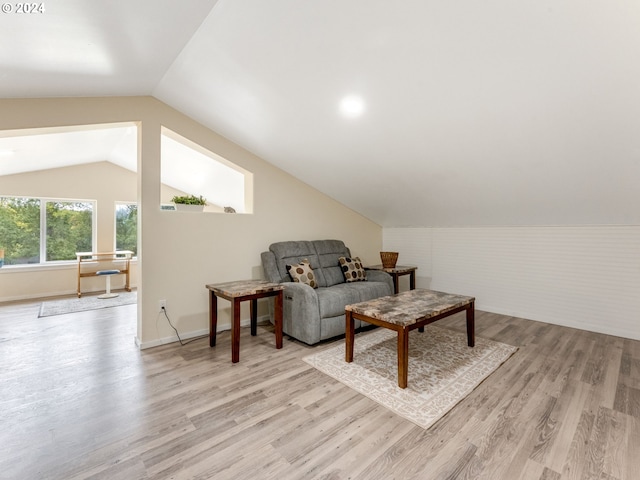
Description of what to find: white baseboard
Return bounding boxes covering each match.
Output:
[2,286,137,303]
[136,314,271,350]
[135,328,209,349]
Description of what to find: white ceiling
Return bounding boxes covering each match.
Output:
[1,0,639,227]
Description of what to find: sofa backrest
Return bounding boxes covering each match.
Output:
[311,239,351,287]
[262,239,351,287]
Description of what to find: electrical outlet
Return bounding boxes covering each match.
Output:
[158,299,167,311]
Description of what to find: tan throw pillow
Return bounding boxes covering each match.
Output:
[286,259,318,288]
[339,256,367,282]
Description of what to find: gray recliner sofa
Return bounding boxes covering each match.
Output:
[261,239,394,345]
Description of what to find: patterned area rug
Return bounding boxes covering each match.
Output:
[39,291,137,317]
[303,325,517,429]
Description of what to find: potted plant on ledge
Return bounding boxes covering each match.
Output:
[171,194,207,212]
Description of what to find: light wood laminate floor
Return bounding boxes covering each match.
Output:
[0,299,639,479]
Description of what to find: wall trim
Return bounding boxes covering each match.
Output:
[0,285,139,303]
[135,314,271,350]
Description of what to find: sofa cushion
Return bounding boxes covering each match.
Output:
[350,280,392,302]
[316,281,393,319]
[339,256,367,282]
[286,259,318,288]
[316,284,363,318]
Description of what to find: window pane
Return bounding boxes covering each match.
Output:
[0,197,41,264]
[46,201,93,261]
[115,203,137,255]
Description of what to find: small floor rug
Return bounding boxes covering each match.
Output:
[39,291,137,317]
[303,325,517,429]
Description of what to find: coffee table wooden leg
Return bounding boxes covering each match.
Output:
[250,298,258,336]
[209,292,218,347]
[274,291,283,349]
[466,302,475,347]
[398,328,409,389]
[345,310,354,362]
[231,298,241,363]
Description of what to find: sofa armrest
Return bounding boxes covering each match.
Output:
[281,282,322,345]
[261,251,281,283]
[365,269,394,293]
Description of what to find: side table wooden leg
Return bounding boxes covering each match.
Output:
[412,273,424,332]
[398,328,409,389]
[250,298,258,336]
[274,291,283,349]
[125,263,131,292]
[232,298,241,363]
[77,262,82,297]
[209,292,218,347]
[466,302,475,347]
[345,310,355,362]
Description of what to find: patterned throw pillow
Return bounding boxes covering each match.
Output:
[339,256,367,282]
[286,259,318,288]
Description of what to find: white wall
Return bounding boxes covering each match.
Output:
[384,226,640,340]
[0,97,384,349]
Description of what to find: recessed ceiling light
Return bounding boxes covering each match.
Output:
[339,95,365,118]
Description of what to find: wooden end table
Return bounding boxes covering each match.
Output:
[76,250,133,297]
[345,289,475,389]
[367,265,417,294]
[206,280,284,363]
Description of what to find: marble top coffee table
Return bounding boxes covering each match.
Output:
[345,289,475,389]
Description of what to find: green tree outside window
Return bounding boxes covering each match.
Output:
[0,197,41,264]
[46,201,93,261]
[115,203,137,255]
[0,197,94,265]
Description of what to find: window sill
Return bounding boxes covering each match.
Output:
[0,258,138,273]
[0,262,76,273]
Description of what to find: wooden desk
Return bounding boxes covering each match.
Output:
[206,280,284,363]
[346,289,475,389]
[76,251,133,297]
[367,265,417,294]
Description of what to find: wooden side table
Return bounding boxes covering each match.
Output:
[206,280,284,363]
[367,265,417,294]
[76,250,133,297]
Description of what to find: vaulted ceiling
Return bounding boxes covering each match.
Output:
[1,0,639,227]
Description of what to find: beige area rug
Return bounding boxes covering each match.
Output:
[39,291,137,317]
[303,325,517,429]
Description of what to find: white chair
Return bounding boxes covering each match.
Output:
[96,269,120,299]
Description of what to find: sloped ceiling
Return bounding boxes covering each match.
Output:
[1,0,639,227]
[0,125,137,176]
